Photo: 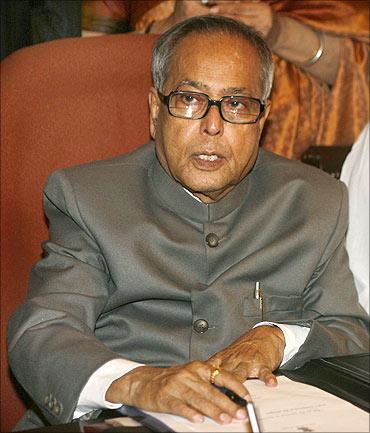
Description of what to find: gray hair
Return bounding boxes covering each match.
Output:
[151,15,274,100]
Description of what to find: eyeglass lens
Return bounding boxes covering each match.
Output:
[168,92,261,123]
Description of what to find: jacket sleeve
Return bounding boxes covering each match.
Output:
[7,170,122,425]
[281,181,369,370]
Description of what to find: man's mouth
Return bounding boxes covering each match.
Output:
[197,154,220,161]
[192,152,225,170]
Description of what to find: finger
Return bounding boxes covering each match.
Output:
[258,367,278,387]
[163,361,244,423]
[182,368,247,423]
[183,388,236,425]
[144,363,232,424]
[200,387,247,424]
[206,358,248,398]
[207,369,250,421]
[167,397,205,424]
[224,360,252,382]
[211,366,250,401]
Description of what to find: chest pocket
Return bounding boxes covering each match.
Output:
[264,294,303,321]
[243,294,303,321]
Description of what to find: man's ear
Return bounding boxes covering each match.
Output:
[149,87,160,139]
[257,99,271,133]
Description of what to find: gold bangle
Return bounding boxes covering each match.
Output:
[302,30,324,67]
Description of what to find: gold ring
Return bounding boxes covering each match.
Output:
[210,365,221,384]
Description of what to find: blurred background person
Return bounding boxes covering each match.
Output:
[130,0,369,159]
[1,0,82,59]
[82,0,130,36]
[340,123,369,315]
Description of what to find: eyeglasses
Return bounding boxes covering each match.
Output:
[158,90,265,124]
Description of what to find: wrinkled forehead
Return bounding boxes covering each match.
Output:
[164,32,264,96]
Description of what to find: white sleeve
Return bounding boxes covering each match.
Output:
[253,322,310,366]
[73,358,144,419]
[340,123,369,314]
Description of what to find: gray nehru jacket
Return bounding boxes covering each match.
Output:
[8,141,369,426]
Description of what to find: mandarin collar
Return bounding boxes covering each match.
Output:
[149,143,263,223]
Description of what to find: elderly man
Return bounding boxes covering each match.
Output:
[8,15,368,430]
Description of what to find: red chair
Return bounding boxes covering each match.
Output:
[1,32,157,431]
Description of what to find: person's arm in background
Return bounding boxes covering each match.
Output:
[141,1,340,85]
[208,1,340,86]
[148,1,209,34]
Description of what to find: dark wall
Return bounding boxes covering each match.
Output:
[1,0,82,60]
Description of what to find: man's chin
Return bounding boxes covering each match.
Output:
[185,181,223,195]
[185,182,232,203]
[176,172,233,201]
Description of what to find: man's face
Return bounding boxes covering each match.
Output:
[149,32,270,203]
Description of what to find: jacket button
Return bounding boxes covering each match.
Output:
[193,319,209,333]
[54,403,61,415]
[206,233,219,247]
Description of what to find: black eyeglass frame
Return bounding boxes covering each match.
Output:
[158,90,265,124]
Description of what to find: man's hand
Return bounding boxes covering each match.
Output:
[150,1,210,33]
[209,325,285,387]
[209,1,274,38]
[105,361,248,424]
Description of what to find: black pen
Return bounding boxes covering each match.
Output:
[213,385,261,433]
[213,385,247,407]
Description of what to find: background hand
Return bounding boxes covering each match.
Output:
[209,325,285,386]
[150,1,210,33]
[171,1,211,25]
[209,1,274,38]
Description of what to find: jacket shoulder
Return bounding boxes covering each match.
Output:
[64,141,155,174]
[257,149,344,192]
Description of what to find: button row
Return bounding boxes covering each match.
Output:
[194,233,219,334]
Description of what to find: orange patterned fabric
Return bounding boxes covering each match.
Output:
[82,1,131,33]
[131,0,175,33]
[131,0,369,159]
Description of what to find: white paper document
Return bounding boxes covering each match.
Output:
[112,376,369,432]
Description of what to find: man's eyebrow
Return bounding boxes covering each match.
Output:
[224,87,249,95]
[175,81,251,95]
[176,80,209,90]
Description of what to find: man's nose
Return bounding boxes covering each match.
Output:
[200,105,224,136]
